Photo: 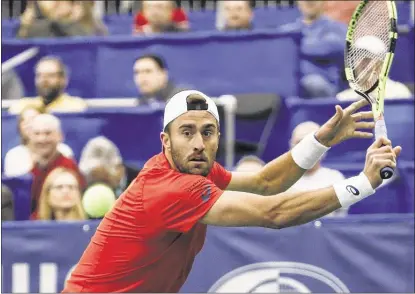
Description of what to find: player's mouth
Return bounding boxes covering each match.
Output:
[189,156,207,163]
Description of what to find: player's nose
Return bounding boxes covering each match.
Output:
[192,133,205,152]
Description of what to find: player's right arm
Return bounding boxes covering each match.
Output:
[201,137,401,229]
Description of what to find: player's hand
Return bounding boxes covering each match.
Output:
[363,137,401,189]
[314,99,375,147]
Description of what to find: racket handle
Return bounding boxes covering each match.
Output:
[375,119,394,180]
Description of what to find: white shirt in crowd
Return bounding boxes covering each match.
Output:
[3,143,74,178]
[336,78,413,101]
[288,166,348,217]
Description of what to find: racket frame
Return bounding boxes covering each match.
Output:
[344,0,398,179]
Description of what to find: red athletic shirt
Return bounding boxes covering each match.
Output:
[63,153,232,293]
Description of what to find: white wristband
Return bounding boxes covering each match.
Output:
[333,172,376,208]
[291,133,330,169]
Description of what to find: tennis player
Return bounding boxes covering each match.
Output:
[63,90,401,293]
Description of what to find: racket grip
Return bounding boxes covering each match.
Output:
[375,119,394,180]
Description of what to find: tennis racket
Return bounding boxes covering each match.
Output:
[344,0,398,180]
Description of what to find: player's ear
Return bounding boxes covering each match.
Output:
[160,132,171,151]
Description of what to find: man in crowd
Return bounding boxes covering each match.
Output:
[133,54,187,105]
[279,1,347,98]
[79,136,141,197]
[234,155,265,172]
[218,0,253,31]
[29,114,84,219]
[133,0,189,35]
[9,56,87,114]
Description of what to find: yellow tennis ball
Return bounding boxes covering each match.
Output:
[82,184,116,218]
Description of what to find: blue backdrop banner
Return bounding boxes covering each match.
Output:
[1,215,414,293]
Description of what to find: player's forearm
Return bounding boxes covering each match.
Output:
[258,134,330,196]
[257,151,308,195]
[263,187,341,229]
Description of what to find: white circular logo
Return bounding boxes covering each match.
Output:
[208,262,350,293]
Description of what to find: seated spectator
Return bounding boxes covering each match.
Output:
[336,78,413,101]
[1,69,25,100]
[1,184,15,221]
[234,155,265,172]
[37,168,87,221]
[79,136,141,197]
[17,0,107,38]
[279,1,347,98]
[133,0,189,35]
[134,54,187,105]
[29,114,85,219]
[324,1,360,25]
[217,1,253,31]
[4,105,73,178]
[287,121,348,217]
[9,56,87,115]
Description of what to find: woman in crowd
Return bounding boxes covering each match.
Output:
[37,167,87,221]
[3,105,73,178]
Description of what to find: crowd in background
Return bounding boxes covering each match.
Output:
[1,0,414,222]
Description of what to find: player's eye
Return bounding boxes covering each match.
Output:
[203,130,213,137]
[183,130,192,137]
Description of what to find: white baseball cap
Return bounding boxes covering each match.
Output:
[163,90,220,130]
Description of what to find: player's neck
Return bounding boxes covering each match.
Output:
[164,151,180,172]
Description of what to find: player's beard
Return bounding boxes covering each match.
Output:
[170,141,215,177]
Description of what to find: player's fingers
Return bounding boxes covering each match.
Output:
[374,158,397,170]
[367,138,393,152]
[393,146,402,157]
[347,99,370,114]
[372,152,396,163]
[352,111,374,121]
[355,121,375,129]
[352,131,373,139]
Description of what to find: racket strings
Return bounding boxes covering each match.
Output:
[347,1,391,94]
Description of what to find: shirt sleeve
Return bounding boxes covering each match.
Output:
[208,162,232,190]
[154,173,224,233]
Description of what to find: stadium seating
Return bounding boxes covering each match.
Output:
[1,30,301,99]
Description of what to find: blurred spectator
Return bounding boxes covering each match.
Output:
[1,184,15,221]
[37,168,87,221]
[29,114,85,219]
[287,121,348,217]
[133,0,189,35]
[9,56,87,115]
[279,1,347,98]
[4,105,73,178]
[79,136,141,197]
[1,69,25,100]
[324,1,360,25]
[234,155,265,172]
[217,1,254,31]
[336,78,413,101]
[134,54,187,105]
[17,0,107,38]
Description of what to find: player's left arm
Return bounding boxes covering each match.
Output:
[226,99,374,196]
